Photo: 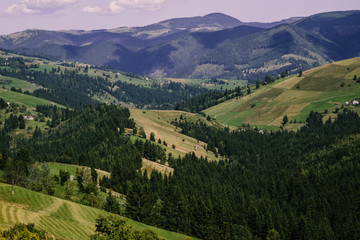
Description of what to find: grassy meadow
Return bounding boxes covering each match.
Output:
[0,89,64,109]
[0,75,41,93]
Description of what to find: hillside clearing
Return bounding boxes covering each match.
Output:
[142,159,174,177]
[130,109,220,161]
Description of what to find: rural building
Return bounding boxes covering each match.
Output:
[24,116,34,121]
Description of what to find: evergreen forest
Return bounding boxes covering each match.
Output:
[1,96,360,239]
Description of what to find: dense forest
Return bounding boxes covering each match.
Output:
[174,87,244,113]
[4,104,358,239]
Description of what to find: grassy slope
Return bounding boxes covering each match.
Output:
[0,88,67,136]
[0,75,41,93]
[0,183,196,240]
[0,89,65,109]
[130,109,220,161]
[204,58,360,129]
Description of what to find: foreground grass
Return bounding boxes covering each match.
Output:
[0,183,196,240]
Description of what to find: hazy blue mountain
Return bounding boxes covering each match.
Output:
[1,11,359,81]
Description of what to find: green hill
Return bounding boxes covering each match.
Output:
[0,183,195,240]
[204,57,360,129]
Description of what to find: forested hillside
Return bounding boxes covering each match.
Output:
[0,54,209,108]
[1,92,360,239]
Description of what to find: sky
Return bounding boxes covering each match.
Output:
[0,0,359,35]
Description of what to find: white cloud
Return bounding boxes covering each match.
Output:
[109,1,125,14]
[4,0,78,15]
[108,0,165,13]
[3,0,167,16]
[82,6,102,13]
[4,3,36,14]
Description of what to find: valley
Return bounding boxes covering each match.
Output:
[0,8,360,240]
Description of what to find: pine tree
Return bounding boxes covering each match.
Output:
[125,177,153,222]
[18,115,25,129]
[150,132,155,142]
[298,70,303,77]
[282,115,288,126]
[91,166,98,184]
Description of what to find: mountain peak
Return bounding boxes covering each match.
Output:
[156,12,242,30]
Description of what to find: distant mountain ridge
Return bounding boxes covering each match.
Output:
[1,11,360,81]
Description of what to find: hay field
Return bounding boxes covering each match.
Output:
[0,183,195,240]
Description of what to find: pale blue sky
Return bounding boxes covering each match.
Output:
[0,0,359,35]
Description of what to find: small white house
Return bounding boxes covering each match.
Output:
[24,116,34,121]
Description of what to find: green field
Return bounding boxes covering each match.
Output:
[0,89,65,109]
[46,162,111,184]
[0,183,196,240]
[204,58,360,129]
[0,75,40,92]
[47,163,83,177]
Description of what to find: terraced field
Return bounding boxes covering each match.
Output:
[0,183,195,240]
[204,58,360,129]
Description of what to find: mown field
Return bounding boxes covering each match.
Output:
[204,57,360,129]
[0,183,196,240]
[130,109,220,161]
